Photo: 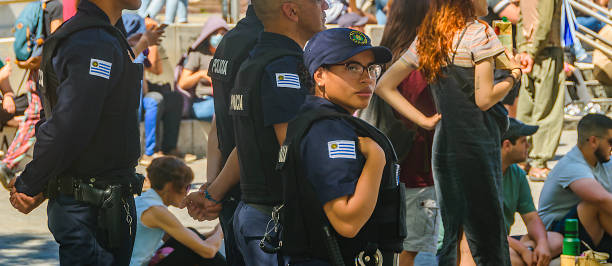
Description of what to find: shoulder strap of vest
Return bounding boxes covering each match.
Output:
[41,17,134,118]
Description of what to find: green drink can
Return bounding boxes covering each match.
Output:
[562,218,580,256]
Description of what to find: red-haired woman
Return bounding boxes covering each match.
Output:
[375,0,523,265]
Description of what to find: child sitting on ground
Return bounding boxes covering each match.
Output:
[130,156,225,266]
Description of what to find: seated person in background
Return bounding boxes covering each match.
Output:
[459,118,562,266]
[575,0,609,33]
[337,12,368,32]
[0,58,15,128]
[538,114,612,255]
[130,156,225,266]
[176,16,228,121]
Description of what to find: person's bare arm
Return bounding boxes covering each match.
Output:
[497,3,520,24]
[273,123,288,145]
[322,137,385,238]
[207,147,240,200]
[375,60,441,130]
[206,118,223,183]
[570,178,612,215]
[522,211,551,266]
[178,69,209,90]
[146,45,163,75]
[50,19,62,34]
[474,55,520,110]
[141,206,222,258]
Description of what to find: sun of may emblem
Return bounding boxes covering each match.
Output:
[349,31,367,45]
[92,61,99,67]
[331,144,338,149]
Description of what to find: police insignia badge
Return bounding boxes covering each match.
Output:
[349,31,368,45]
[89,58,112,79]
[275,73,301,89]
[328,140,356,159]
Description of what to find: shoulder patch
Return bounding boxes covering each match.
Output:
[328,140,356,159]
[89,59,112,79]
[275,73,300,89]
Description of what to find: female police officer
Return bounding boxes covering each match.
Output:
[277,28,405,266]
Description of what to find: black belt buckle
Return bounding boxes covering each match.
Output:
[355,249,383,266]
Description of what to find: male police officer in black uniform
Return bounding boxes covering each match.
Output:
[188,3,264,266]
[8,0,145,264]
[226,0,328,263]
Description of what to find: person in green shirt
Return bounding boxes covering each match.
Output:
[501,118,562,266]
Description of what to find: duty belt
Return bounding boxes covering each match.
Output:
[45,174,144,206]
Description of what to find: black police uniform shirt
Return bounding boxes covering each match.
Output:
[255,32,309,127]
[299,96,366,204]
[15,0,141,196]
[209,5,262,162]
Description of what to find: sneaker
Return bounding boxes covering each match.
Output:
[0,164,15,190]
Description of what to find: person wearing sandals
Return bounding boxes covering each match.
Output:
[131,156,225,266]
[375,0,523,264]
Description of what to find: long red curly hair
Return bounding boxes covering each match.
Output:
[417,0,475,83]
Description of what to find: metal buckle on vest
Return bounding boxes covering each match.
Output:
[276,144,288,170]
[355,249,383,266]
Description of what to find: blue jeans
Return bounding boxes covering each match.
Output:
[233,201,282,266]
[143,0,188,23]
[142,92,161,156]
[577,15,605,33]
[375,0,387,25]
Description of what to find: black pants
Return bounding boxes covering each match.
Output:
[552,205,612,254]
[218,193,245,266]
[48,194,137,266]
[156,227,227,266]
[145,82,183,154]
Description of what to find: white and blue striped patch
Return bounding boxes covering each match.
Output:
[328,140,356,159]
[275,73,300,89]
[89,59,112,79]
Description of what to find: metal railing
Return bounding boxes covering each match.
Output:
[568,0,612,58]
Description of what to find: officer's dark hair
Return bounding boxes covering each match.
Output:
[578,114,612,145]
[146,156,194,193]
[501,136,519,145]
[253,0,281,26]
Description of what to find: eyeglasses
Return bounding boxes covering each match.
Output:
[324,61,382,80]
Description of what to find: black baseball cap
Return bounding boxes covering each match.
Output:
[503,118,539,140]
[304,28,392,76]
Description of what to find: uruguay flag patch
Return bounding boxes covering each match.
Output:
[89,58,112,79]
[275,73,301,89]
[328,140,356,159]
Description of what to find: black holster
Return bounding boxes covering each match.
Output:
[98,185,124,249]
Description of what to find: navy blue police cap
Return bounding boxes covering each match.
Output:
[502,118,539,141]
[304,28,392,76]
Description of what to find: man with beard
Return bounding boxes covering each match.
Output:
[538,114,612,255]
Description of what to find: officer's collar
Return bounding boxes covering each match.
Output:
[302,95,351,115]
[258,32,303,53]
[77,0,128,35]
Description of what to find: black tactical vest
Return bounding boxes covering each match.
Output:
[229,48,303,205]
[277,108,407,264]
[39,16,142,177]
[208,6,262,163]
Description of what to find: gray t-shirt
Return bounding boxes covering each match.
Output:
[184,50,213,96]
[538,146,612,229]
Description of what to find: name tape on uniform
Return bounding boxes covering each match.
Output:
[89,59,112,79]
[211,58,229,76]
[328,140,356,159]
[275,73,300,89]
